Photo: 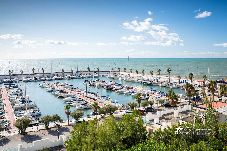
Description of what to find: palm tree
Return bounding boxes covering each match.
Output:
[189,73,194,83]
[8,70,13,88]
[62,69,65,77]
[91,102,100,114]
[157,69,161,75]
[32,67,35,75]
[97,67,100,77]
[135,93,142,107]
[71,69,73,76]
[142,70,145,76]
[177,75,181,84]
[128,102,137,110]
[135,70,139,74]
[41,68,45,77]
[130,69,132,73]
[208,80,217,102]
[219,84,227,102]
[167,68,171,83]
[184,83,195,104]
[150,70,153,76]
[203,75,207,86]
[87,66,90,72]
[118,67,120,72]
[167,89,178,106]
[64,105,71,126]
[20,70,23,75]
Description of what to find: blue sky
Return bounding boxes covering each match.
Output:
[0,0,227,59]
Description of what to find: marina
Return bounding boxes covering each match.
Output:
[1,0,227,150]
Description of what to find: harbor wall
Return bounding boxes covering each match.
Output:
[17,135,66,151]
[0,70,120,80]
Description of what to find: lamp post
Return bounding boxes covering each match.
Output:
[56,123,60,139]
[8,70,13,89]
[84,80,89,96]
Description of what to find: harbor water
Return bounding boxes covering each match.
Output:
[19,76,185,120]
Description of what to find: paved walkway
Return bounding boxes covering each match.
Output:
[0,125,71,151]
[1,88,16,129]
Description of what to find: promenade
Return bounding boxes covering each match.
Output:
[1,88,16,130]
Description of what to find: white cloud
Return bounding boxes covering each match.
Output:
[148,11,152,15]
[0,34,23,40]
[121,35,145,42]
[13,40,36,48]
[96,42,117,46]
[47,40,66,45]
[67,42,79,46]
[122,18,153,32]
[46,40,87,46]
[213,43,227,47]
[122,17,183,46]
[195,11,212,19]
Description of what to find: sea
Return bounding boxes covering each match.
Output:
[1,58,226,120]
[0,58,227,79]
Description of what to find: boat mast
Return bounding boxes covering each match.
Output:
[24,83,27,111]
[51,61,53,74]
[208,67,210,79]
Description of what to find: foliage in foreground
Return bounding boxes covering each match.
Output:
[65,113,147,151]
[129,107,227,151]
[65,107,227,151]
[15,117,31,135]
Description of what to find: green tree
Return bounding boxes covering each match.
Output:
[118,67,121,72]
[15,117,31,135]
[167,68,171,83]
[32,67,35,75]
[64,105,71,126]
[142,70,145,76]
[128,102,137,110]
[91,102,100,114]
[203,75,207,86]
[157,69,161,75]
[135,93,142,107]
[52,114,62,123]
[61,68,65,77]
[130,69,132,73]
[71,110,84,122]
[41,68,45,77]
[41,115,53,129]
[119,113,147,149]
[184,83,195,104]
[219,84,227,100]
[103,105,118,115]
[177,75,181,84]
[135,70,139,74]
[66,113,147,150]
[96,67,100,77]
[141,100,149,108]
[150,70,153,76]
[87,66,90,72]
[188,73,194,83]
[167,89,178,106]
[208,80,217,102]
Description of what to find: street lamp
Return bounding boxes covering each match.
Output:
[84,80,89,96]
